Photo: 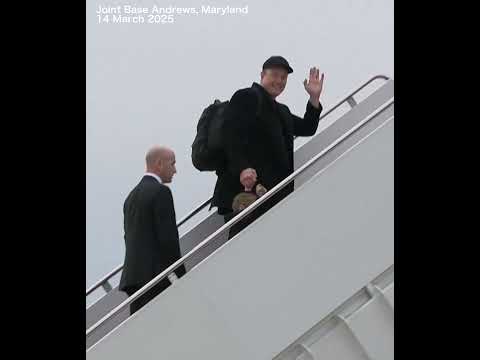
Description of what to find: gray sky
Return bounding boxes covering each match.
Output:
[86,0,393,293]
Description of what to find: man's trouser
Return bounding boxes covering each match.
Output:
[124,265,186,315]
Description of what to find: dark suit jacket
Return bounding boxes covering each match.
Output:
[211,82,323,213]
[119,176,185,293]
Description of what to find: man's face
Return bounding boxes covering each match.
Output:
[158,153,177,183]
[260,67,289,98]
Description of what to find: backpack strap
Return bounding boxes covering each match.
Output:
[250,85,263,118]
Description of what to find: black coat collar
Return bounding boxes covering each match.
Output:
[251,82,276,106]
[251,82,291,135]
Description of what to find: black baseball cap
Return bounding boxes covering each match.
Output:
[262,56,293,74]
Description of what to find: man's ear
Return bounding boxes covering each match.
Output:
[260,70,265,80]
[156,158,163,170]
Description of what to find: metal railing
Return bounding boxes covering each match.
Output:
[86,94,394,340]
[86,74,390,299]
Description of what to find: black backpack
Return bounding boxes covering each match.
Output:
[191,87,263,172]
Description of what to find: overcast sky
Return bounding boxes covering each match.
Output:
[86,0,393,293]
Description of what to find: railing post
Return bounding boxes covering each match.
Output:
[346,96,358,108]
[101,281,112,293]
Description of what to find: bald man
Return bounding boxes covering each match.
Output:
[119,146,186,315]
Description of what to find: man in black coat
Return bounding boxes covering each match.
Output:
[211,56,325,238]
[119,146,186,314]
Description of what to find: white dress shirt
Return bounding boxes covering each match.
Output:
[144,172,162,184]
